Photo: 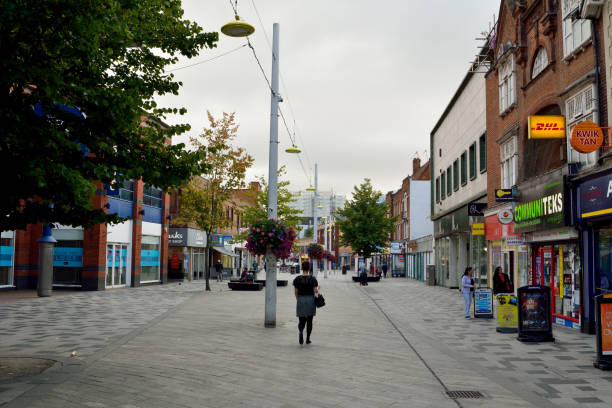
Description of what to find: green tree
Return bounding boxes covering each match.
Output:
[336,179,396,260]
[174,112,254,291]
[303,226,313,238]
[236,166,301,241]
[1,0,218,231]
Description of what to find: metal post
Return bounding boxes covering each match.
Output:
[265,23,280,328]
[323,216,328,279]
[37,225,57,297]
[313,163,318,277]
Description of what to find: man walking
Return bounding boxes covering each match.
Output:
[382,263,388,278]
[215,260,223,282]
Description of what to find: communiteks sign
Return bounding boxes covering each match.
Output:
[514,180,566,233]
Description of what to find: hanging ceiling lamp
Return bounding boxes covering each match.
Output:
[285,145,301,154]
[317,205,323,209]
[306,186,315,191]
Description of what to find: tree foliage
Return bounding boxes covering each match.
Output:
[1,0,218,231]
[336,179,396,259]
[236,167,301,242]
[174,111,253,290]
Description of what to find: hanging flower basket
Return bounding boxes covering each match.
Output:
[307,243,325,260]
[325,251,335,263]
[245,219,297,260]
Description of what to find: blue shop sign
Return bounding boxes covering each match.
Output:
[0,246,14,267]
[53,248,83,268]
[106,248,127,267]
[140,250,160,267]
[577,173,612,220]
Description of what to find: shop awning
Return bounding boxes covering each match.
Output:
[213,246,238,257]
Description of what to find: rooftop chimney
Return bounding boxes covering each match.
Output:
[412,158,421,175]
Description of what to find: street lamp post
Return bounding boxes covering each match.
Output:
[312,163,318,277]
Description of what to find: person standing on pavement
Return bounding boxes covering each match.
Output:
[461,267,474,318]
[215,260,223,282]
[382,263,388,278]
[293,261,319,345]
[493,266,513,294]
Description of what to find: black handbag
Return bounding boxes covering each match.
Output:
[314,294,325,308]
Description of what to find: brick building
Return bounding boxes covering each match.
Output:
[484,0,608,331]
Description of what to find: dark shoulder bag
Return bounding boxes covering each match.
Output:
[315,293,325,308]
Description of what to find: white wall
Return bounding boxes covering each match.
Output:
[107,220,132,244]
[142,221,161,237]
[410,180,433,240]
[432,73,487,218]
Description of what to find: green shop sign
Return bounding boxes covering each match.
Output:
[514,181,565,233]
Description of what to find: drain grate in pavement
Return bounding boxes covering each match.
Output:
[446,391,484,399]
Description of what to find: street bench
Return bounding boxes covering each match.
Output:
[228,282,263,291]
[254,280,288,287]
[351,276,381,282]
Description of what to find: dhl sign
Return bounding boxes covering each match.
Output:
[528,115,566,139]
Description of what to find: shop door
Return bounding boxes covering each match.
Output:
[502,251,515,288]
[106,244,128,287]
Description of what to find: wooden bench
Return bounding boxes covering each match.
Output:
[228,282,263,291]
[254,280,288,287]
[351,276,381,282]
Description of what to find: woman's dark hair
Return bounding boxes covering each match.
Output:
[301,261,310,272]
[494,266,502,274]
[463,267,472,276]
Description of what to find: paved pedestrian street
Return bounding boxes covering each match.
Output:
[1,274,612,407]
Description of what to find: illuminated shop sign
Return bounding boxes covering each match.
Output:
[570,121,604,153]
[514,181,566,233]
[577,172,612,219]
[527,115,565,139]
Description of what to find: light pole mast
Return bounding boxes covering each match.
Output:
[265,23,280,328]
[312,163,318,277]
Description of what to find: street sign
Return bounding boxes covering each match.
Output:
[495,189,515,202]
[528,115,565,139]
[471,223,485,236]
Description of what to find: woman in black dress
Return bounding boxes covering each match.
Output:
[293,261,319,345]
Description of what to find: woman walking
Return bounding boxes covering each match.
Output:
[461,267,474,319]
[293,261,319,345]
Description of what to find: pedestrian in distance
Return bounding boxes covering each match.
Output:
[359,267,368,286]
[293,261,319,345]
[215,260,223,282]
[493,266,513,294]
[462,267,474,318]
[382,263,388,278]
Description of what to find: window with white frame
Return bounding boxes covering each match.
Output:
[500,136,518,189]
[498,54,516,114]
[562,0,591,57]
[566,84,597,165]
[531,47,549,79]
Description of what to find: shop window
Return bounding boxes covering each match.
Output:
[440,172,446,200]
[53,239,83,285]
[143,185,163,208]
[498,54,516,114]
[119,179,134,201]
[460,151,467,186]
[453,160,459,191]
[446,166,452,196]
[531,47,549,79]
[0,233,14,286]
[141,235,160,282]
[469,142,477,180]
[435,177,440,203]
[500,136,518,189]
[598,228,612,295]
[479,133,486,172]
[566,84,597,166]
[562,0,591,58]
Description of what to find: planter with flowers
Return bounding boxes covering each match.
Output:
[307,243,325,260]
[245,220,297,270]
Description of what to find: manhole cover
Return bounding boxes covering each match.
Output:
[0,357,60,379]
[446,391,484,399]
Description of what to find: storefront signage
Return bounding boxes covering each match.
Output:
[514,181,565,233]
[0,245,13,267]
[498,209,513,224]
[169,228,207,247]
[468,202,487,217]
[496,294,518,333]
[211,234,232,247]
[168,228,187,246]
[474,288,493,318]
[471,223,485,236]
[577,172,612,220]
[505,235,524,246]
[140,250,160,267]
[390,242,403,254]
[527,115,566,139]
[602,303,612,355]
[570,121,604,153]
[495,189,515,202]
[53,247,83,268]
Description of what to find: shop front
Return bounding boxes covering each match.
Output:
[389,242,405,277]
[0,231,15,288]
[168,227,207,280]
[514,174,580,329]
[572,168,612,334]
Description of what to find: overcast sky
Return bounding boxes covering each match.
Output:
[155,0,499,198]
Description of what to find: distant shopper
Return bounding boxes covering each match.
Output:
[293,261,319,345]
[369,263,374,276]
[240,266,248,282]
[493,266,513,294]
[215,260,223,282]
[461,267,474,319]
[382,263,388,278]
[359,267,368,286]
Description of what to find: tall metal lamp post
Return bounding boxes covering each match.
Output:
[223,16,300,327]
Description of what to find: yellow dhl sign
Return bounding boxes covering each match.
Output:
[528,115,566,139]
